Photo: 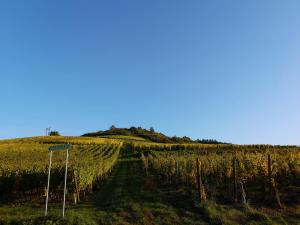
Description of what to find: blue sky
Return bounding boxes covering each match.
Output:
[0,1,299,144]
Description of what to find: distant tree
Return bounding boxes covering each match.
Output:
[182,136,192,142]
[49,131,60,136]
[129,126,138,134]
[82,126,228,144]
[150,127,155,133]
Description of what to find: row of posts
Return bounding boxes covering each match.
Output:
[195,154,282,207]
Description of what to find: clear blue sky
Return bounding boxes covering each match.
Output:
[1,1,299,144]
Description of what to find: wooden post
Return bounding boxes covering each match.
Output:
[199,160,206,202]
[233,157,237,203]
[267,154,282,208]
[239,181,247,206]
[271,178,282,208]
[73,193,77,204]
[267,154,272,197]
[90,182,93,194]
[196,158,202,202]
[175,161,179,184]
[73,171,80,203]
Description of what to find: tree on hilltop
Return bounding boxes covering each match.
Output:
[49,131,60,136]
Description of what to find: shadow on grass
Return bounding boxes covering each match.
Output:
[90,148,207,225]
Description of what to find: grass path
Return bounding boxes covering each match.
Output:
[89,147,207,224]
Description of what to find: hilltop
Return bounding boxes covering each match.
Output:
[82,126,228,144]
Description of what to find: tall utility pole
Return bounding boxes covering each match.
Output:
[45,127,51,136]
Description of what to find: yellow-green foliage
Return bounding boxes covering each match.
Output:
[148,149,300,184]
[0,136,119,145]
[0,136,122,191]
[131,141,299,152]
[141,143,300,204]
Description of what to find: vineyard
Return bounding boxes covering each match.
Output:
[138,143,300,208]
[137,144,300,208]
[0,136,300,224]
[0,136,122,203]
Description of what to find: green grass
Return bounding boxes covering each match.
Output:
[98,135,150,142]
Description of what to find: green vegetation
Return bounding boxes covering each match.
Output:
[0,131,299,224]
[98,135,149,142]
[82,126,228,144]
[49,131,61,136]
[0,136,122,203]
[141,145,300,205]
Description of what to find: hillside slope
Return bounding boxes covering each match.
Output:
[82,126,227,144]
[1,136,299,224]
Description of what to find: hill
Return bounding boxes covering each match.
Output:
[0,136,300,224]
[82,126,228,144]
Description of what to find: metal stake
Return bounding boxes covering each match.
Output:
[45,151,53,216]
[63,148,69,218]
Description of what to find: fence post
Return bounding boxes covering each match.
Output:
[267,154,272,197]
[239,181,247,206]
[267,154,282,208]
[73,170,80,203]
[196,158,201,202]
[233,157,237,203]
[196,158,204,203]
